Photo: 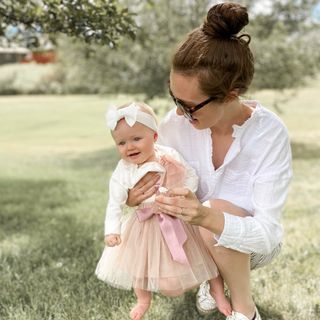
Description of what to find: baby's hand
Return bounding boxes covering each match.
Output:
[104,234,121,247]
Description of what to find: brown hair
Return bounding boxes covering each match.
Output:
[172,2,254,101]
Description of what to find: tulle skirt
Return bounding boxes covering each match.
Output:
[95,212,218,294]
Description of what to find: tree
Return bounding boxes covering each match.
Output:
[244,0,320,111]
[2,0,319,100]
[56,0,211,98]
[56,0,320,99]
[0,0,136,48]
[249,0,320,90]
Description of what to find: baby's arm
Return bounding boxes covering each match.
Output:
[104,165,129,246]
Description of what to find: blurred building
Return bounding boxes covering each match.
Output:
[0,47,56,65]
[21,50,56,64]
[0,24,56,65]
[0,47,30,65]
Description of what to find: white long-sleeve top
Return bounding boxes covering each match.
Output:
[104,144,198,235]
[157,101,292,255]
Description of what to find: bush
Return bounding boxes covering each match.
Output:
[0,63,63,95]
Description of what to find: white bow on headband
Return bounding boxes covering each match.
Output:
[106,103,157,132]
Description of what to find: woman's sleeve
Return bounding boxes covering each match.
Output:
[104,168,128,236]
[216,129,293,254]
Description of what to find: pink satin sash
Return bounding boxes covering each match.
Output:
[136,206,188,264]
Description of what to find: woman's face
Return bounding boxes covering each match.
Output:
[169,71,225,130]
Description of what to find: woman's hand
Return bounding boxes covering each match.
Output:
[156,190,249,233]
[104,234,121,247]
[155,187,209,226]
[126,172,161,207]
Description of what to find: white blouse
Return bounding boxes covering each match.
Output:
[104,144,198,235]
[158,101,293,255]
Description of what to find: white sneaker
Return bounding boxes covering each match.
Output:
[196,281,217,315]
[226,306,261,320]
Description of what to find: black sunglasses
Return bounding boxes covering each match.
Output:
[168,88,216,121]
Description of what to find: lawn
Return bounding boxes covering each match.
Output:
[0,84,319,319]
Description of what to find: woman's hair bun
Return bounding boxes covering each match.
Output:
[202,2,249,39]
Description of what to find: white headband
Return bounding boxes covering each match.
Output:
[106,103,158,132]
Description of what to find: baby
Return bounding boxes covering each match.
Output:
[95,102,231,319]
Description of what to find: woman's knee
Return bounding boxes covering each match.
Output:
[198,227,218,256]
[210,246,250,267]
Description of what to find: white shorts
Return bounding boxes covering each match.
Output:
[250,243,282,270]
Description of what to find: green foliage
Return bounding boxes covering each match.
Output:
[1,0,320,96]
[251,0,319,36]
[54,0,320,97]
[0,0,136,48]
[251,31,319,90]
[249,0,320,91]
[0,63,63,94]
[56,0,211,98]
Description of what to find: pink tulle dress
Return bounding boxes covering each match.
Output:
[95,151,218,294]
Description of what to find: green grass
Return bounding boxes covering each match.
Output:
[0,84,319,320]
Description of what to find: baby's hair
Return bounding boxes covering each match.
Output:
[117,101,158,125]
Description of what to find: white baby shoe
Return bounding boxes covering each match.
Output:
[226,306,261,320]
[196,281,217,315]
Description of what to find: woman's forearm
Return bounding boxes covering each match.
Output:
[199,205,225,235]
[199,199,250,236]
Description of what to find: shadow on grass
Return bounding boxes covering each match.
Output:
[258,305,284,320]
[0,178,69,236]
[0,177,133,319]
[167,290,224,320]
[291,141,320,160]
[65,146,119,171]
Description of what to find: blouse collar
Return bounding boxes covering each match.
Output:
[231,100,262,139]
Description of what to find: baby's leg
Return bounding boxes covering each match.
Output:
[199,226,231,316]
[209,275,232,316]
[130,288,152,320]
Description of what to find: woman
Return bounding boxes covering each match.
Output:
[127,3,292,320]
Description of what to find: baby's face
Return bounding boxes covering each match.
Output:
[112,119,157,165]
